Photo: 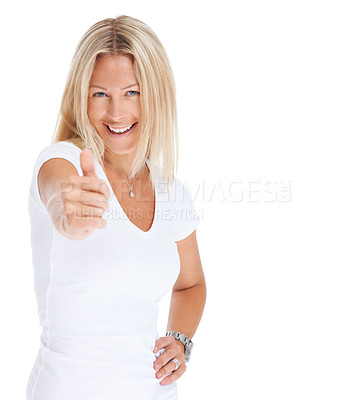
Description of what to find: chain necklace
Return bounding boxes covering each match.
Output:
[103,156,136,198]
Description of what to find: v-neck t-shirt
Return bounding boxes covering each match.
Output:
[26,141,200,400]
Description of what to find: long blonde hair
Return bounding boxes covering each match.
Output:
[52,15,178,190]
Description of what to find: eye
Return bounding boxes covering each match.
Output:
[93,92,107,97]
[127,90,140,97]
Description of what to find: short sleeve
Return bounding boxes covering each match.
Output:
[28,141,83,214]
[171,178,200,242]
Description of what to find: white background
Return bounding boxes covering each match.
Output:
[1,0,346,399]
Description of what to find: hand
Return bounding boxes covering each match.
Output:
[153,335,186,386]
[60,149,111,240]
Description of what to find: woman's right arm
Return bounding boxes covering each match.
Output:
[37,150,110,240]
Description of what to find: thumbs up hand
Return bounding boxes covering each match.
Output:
[60,149,111,240]
[80,149,98,178]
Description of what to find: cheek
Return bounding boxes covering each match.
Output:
[134,102,142,119]
[87,102,102,124]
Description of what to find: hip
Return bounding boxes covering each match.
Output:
[26,343,178,400]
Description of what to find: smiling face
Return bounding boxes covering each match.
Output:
[87,54,142,156]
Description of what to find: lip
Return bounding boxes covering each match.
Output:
[108,124,133,130]
[104,122,137,139]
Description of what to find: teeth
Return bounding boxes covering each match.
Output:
[108,123,133,133]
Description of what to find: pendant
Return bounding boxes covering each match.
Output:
[129,189,135,198]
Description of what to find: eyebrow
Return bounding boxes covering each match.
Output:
[89,82,139,91]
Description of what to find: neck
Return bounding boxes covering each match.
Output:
[103,149,147,180]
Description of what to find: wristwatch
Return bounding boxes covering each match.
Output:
[166,330,193,363]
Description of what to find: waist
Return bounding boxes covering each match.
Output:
[28,340,167,400]
[42,297,159,334]
[40,330,159,364]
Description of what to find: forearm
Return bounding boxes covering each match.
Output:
[46,190,66,236]
[166,283,207,345]
[46,186,78,240]
[46,181,90,240]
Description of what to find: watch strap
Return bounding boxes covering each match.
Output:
[166,330,193,363]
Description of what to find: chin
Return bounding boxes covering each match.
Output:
[104,138,139,155]
[95,124,140,155]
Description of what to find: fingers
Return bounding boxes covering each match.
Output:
[64,175,110,201]
[59,149,112,239]
[80,149,97,178]
[61,214,107,240]
[153,336,186,386]
[154,335,177,353]
[80,178,111,201]
[66,204,105,218]
[63,209,107,231]
[65,188,109,212]
[157,362,186,386]
[61,197,108,239]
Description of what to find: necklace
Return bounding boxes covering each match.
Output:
[103,156,136,198]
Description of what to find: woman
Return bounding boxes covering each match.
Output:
[27,15,206,400]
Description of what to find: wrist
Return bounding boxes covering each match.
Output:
[166,330,193,363]
[176,340,185,355]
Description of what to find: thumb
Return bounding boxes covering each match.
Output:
[80,149,97,177]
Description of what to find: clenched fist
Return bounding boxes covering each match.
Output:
[60,149,111,240]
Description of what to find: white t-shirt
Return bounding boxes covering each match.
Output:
[26,141,200,400]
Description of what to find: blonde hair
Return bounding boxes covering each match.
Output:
[52,15,178,190]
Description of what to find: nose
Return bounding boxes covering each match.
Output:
[107,97,126,120]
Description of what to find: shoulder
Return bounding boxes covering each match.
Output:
[29,141,84,213]
[34,140,84,177]
[170,176,200,242]
[36,140,84,160]
[37,140,83,157]
[168,176,194,203]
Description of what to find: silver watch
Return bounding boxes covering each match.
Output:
[166,330,193,363]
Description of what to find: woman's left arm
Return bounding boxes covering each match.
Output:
[153,229,207,385]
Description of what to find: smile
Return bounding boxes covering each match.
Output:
[104,122,137,137]
[107,123,135,133]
